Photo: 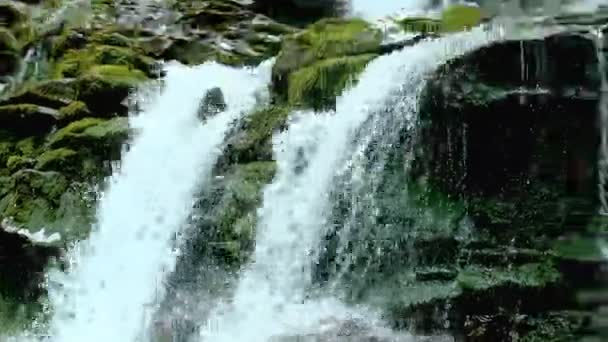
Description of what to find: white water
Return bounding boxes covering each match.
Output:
[41,60,274,342]
[202,27,501,342]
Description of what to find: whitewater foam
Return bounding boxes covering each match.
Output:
[202,26,501,342]
[41,59,273,342]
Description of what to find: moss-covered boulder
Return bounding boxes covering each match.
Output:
[75,65,146,116]
[396,4,484,34]
[222,105,291,165]
[272,18,381,109]
[287,53,376,109]
[0,2,25,29]
[47,117,128,163]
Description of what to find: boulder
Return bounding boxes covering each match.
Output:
[272,18,382,109]
[198,87,227,122]
[0,104,58,136]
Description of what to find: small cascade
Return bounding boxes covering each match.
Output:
[40,59,274,342]
[201,26,501,342]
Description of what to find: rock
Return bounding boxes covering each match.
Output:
[250,0,347,26]
[272,18,382,108]
[0,2,25,28]
[76,65,147,117]
[57,101,91,124]
[0,50,18,76]
[221,105,290,165]
[198,87,226,122]
[0,221,60,310]
[1,84,73,109]
[35,148,79,172]
[0,104,58,136]
[47,117,129,163]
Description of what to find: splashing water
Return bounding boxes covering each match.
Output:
[40,59,274,342]
[202,27,501,342]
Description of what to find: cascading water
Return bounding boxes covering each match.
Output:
[38,59,274,342]
[201,26,502,342]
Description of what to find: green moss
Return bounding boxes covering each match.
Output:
[75,65,146,114]
[0,169,69,227]
[397,17,442,34]
[35,148,79,172]
[0,295,41,337]
[20,79,79,102]
[53,45,155,78]
[48,117,128,151]
[440,4,483,32]
[227,106,291,163]
[58,101,90,122]
[212,162,277,263]
[0,104,43,117]
[288,54,376,110]
[553,236,605,262]
[298,18,382,59]
[456,262,561,292]
[0,28,17,51]
[91,31,133,48]
[0,140,14,170]
[6,155,34,173]
[0,2,25,29]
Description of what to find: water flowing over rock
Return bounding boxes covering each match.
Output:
[1,1,608,341]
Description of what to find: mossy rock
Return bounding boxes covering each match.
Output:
[0,173,95,245]
[17,79,79,103]
[1,83,73,109]
[0,169,68,228]
[53,45,156,79]
[58,101,90,123]
[76,65,146,116]
[0,2,25,28]
[297,18,382,59]
[224,106,291,164]
[35,148,79,172]
[288,54,377,110]
[47,117,128,164]
[50,29,88,59]
[440,4,484,33]
[6,155,35,173]
[552,236,606,263]
[90,31,132,48]
[397,17,442,34]
[203,161,277,264]
[273,18,381,104]
[456,262,561,292]
[0,28,17,51]
[162,38,216,65]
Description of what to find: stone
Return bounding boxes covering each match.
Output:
[197,87,226,122]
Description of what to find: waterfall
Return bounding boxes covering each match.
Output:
[202,27,501,342]
[41,60,274,342]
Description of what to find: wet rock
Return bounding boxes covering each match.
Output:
[0,104,58,136]
[272,18,381,109]
[250,0,347,26]
[198,87,226,122]
[0,221,60,302]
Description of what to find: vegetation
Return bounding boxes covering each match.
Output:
[288,54,376,110]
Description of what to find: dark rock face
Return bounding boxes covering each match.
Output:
[397,31,605,339]
[250,0,347,26]
[0,224,60,302]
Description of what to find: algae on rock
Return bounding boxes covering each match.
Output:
[272,18,382,108]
